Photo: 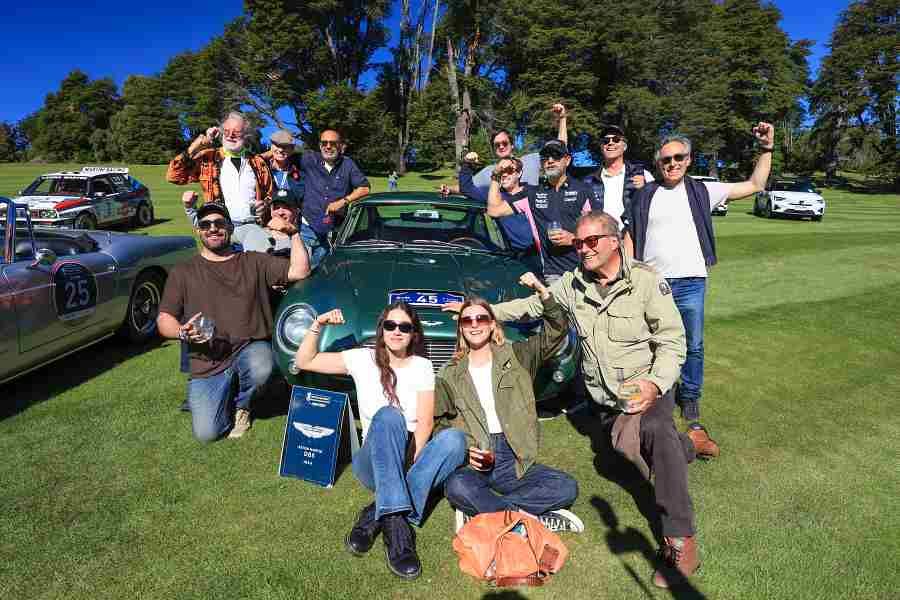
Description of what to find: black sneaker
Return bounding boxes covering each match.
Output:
[538,509,585,533]
[381,514,421,579]
[345,502,381,555]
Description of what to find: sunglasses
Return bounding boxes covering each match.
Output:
[273,144,294,152]
[540,151,566,161]
[198,218,229,231]
[602,135,624,145]
[572,234,615,250]
[460,314,493,327]
[496,166,519,176]
[659,153,689,165]
[383,320,414,334]
[493,139,511,149]
[319,140,340,147]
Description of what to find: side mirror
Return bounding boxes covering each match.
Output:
[30,248,57,268]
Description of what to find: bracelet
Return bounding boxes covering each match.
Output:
[178,328,188,342]
[309,326,322,335]
[758,146,774,152]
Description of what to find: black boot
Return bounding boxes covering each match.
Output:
[381,513,421,579]
[345,502,381,556]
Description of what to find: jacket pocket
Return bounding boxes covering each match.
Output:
[607,301,643,342]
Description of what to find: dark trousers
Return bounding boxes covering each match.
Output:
[597,390,697,537]
[444,433,578,516]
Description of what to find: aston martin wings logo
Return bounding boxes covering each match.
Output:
[293,422,336,439]
[420,320,443,327]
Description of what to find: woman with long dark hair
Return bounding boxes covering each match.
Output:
[294,301,466,580]
[436,273,583,533]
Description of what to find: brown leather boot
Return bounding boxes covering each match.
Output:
[652,536,700,588]
[687,423,720,459]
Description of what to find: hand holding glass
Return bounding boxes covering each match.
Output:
[617,382,643,414]
[196,315,215,343]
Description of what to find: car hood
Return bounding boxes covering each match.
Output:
[14,194,86,210]
[771,191,824,203]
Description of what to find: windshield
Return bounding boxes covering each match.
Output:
[24,176,87,196]
[774,181,817,193]
[339,202,509,252]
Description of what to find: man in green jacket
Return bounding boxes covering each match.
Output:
[449,211,716,588]
[435,274,583,534]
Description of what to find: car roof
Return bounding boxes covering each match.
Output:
[39,167,130,179]
[355,191,487,210]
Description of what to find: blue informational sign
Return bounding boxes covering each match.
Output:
[280,385,357,487]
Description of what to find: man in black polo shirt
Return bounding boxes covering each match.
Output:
[487,139,599,282]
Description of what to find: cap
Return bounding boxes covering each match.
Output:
[271,190,300,209]
[196,202,232,223]
[270,130,296,146]
[600,124,626,139]
[539,139,569,158]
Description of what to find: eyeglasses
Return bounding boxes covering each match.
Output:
[319,140,340,147]
[496,167,519,176]
[273,145,294,153]
[223,129,243,138]
[540,151,566,161]
[659,153,689,165]
[198,218,228,231]
[602,135,624,145]
[493,139,511,149]
[383,320,414,334]
[460,314,493,327]
[572,234,615,250]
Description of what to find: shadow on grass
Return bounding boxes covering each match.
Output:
[0,335,165,421]
[482,591,528,599]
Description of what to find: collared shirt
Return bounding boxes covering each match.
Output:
[299,151,369,234]
[219,157,258,223]
[527,176,599,276]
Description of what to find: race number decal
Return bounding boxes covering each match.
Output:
[52,262,98,321]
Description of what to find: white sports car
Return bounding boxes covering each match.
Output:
[754,179,825,221]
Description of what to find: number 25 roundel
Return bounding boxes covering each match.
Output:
[52,261,98,321]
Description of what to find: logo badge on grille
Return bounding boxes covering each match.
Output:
[421,320,442,327]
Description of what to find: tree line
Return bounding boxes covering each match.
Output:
[1,0,896,188]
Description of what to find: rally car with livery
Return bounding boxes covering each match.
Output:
[12,167,155,230]
[272,192,579,402]
[0,196,195,385]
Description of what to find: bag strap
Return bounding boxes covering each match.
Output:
[493,574,545,587]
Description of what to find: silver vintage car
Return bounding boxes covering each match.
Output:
[1,196,196,385]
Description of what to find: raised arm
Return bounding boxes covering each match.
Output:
[458,154,489,203]
[287,232,311,281]
[293,309,349,375]
[510,273,568,375]
[486,175,515,217]
[552,103,568,146]
[726,122,775,200]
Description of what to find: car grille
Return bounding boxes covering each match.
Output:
[361,338,456,373]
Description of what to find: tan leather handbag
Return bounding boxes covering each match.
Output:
[452,510,569,587]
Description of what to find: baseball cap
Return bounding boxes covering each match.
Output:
[270,130,296,146]
[539,139,569,159]
[600,124,626,139]
[196,202,232,223]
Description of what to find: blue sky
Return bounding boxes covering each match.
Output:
[1,0,851,125]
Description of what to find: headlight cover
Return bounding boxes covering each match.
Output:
[277,303,317,351]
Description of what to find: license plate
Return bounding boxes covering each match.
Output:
[388,290,464,307]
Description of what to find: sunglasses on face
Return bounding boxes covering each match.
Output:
[572,234,615,250]
[319,140,340,147]
[223,129,243,138]
[602,135,624,145]
[273,145,294,152]
[383,320,414,334]
[198,218,228,231]
[460,314,493,327]
[540,151,566,161]
[659,153,689,165]
[493,139,511,149]
[497,166,520,176]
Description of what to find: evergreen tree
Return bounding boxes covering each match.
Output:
[110,76,184,164]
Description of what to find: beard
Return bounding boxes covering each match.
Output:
[222,137,245,153]
[200,230,232,254]
[543,165,564,180]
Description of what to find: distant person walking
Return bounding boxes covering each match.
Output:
[388,170,399,191]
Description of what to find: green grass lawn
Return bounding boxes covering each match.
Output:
[1,163,898,599]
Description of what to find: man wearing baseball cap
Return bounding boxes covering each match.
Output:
[157,202,311,442]
[485,138,599,282]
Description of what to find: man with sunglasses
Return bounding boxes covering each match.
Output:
[486,139,599,282]
[168,111,274,252]
[157,203,311,442]
[471,103,569,190]
[583,125,655,231]
[296,128,370,267]
[476,211,708,588]
[624,124,774,433]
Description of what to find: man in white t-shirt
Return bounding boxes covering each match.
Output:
[624,123,775,433]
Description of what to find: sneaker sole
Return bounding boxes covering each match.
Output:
[551,509,585,533]
[383,547,421,580]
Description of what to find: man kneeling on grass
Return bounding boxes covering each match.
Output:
[157,202,310,442]
[435,274,584,535]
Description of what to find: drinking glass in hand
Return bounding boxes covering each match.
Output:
[548,221,563,236]
[617,382,642,414]
[476,440,495,471]
[196,315,215,343]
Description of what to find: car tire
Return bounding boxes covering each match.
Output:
[812,215,823,222]
[120,272,165,343]
[763,201,774,219]
[132,202,154,227]
[74,212,98,230]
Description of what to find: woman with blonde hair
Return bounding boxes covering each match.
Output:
[436,273,583,533]
[294,301,466,580]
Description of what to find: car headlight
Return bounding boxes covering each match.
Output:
[276,303,317,351]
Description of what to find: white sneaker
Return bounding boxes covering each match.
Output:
[454,509,471,534]
[539,509,584,533]
[228,408,251,439]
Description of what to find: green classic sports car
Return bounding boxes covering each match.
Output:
[272,192,578,400]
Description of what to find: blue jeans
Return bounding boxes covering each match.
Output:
[667,277,706,409]
[444,433,578,516]
[187,341,273,442]
[352,407,467,526]
[299,222,329,269]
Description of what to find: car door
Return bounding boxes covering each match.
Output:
[87,176,126,225]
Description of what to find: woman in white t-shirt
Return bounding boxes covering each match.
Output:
[294,302,466,580]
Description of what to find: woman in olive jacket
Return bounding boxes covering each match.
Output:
[436,272,583,533]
